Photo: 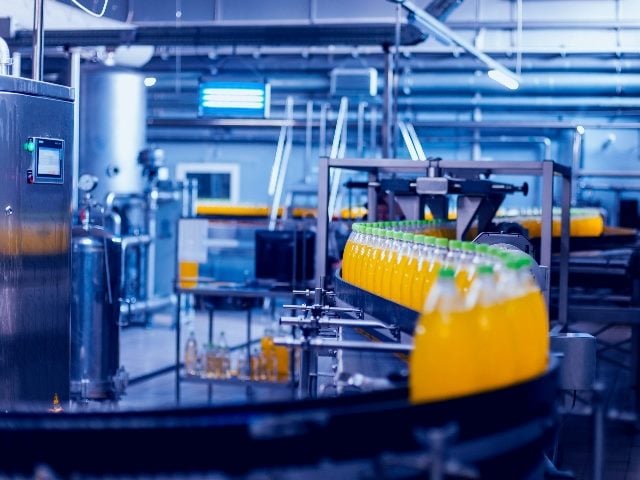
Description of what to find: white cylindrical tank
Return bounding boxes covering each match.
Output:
[80,67,146,201]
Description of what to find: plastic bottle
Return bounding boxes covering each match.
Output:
[515,257,549,378]
[184,330,198,376]
[341,223,359,283]
[373,230,393,297]
[422,238,449,307]
[363,228,384,293]
[455,242,477,293]
[408,235,434,311]
[467,264,517,391]
[381,231,403,300]
[400,234,422,308]
[390,232,413,303]
[410,268,479,403]
[217,332,230,379]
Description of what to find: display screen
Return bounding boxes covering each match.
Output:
[37,147,62,177]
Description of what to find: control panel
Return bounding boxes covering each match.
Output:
[25,137,65,185]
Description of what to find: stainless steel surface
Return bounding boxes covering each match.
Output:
[269,96,294,230]
[69,49,81,211]
[550,333,596,391]
[71,227,122,400]
[327,97,349,220]
[32,0,44,81]
[0,78,73,402]
[80,68,145,201]
[0,37,11,76]
[382,49,393,158]
[274,337,414,353]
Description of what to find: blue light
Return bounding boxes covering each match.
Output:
[198,81,270,118]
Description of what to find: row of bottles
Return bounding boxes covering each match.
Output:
[342,223,490,310]
[184,329,290,383]
[342,222,549,403]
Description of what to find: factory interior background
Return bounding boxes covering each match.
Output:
[1,0,640,478]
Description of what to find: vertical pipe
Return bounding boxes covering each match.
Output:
[319,103,328,157]
[369,105,378,157]
[382,48,394,158]
[70,49,81,211]
[571,128,584,205]
[316,156,330,284]
[559,171,571,329]
[357,101,366,157]
[32,0,45,81]
[11,52,21,77]
[540,160,554,308]
[305,100,313,183]
[392,4,401,158]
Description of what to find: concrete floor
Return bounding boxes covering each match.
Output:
[117,310,640,479]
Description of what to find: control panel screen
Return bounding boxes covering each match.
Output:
[37,147,62,177]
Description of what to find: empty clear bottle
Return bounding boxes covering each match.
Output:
[184,330,198,376]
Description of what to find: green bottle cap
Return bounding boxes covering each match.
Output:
[477,264,494,275]
[424,236,437,246]
[475,244,490,254]
[460,242,476,252]
[438,268,456,279]
[413,234,423,243]
[402,232,414,241]
[435,238,449,248]
[393,231,404,240]
[449,240,463,250]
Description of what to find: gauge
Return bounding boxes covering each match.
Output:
[78,174,99,193]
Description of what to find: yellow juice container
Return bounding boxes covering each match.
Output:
[341,223,359,283]
[381,231,402,300]
[401,234,423,308]
[467,264,517,391]
[373,230,392,296]
[179,261,199,289]
[420,238,449,310]
[390,232,413,303]
[455,242,477,293]
[409,236,433,311]
[364,228,383,293]
[410,268,479,403]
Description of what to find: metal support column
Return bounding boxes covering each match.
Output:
[540,160,554,307]
[32,0,45,81]
[382,48,394,158]
[69,48,81,211]
[316,157,330,284]
[558,171,572,328]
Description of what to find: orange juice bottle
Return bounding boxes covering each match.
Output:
[421,238,448,308]
[515,256,549,378]
[354,226,373,288]
[346,224,365,285]
[341,223,360,283]
[401,234,422,308]
[373,229,393,296]
[410,268,479,403]
[381,231,402,300]
[363,228,384,292]
[455,242,477,293]
[390,232,413,303]
[408,235,434,311]
[467,264,517,391]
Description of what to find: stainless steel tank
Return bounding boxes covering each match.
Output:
[0,76,73,403]
[79,67,146,201]
[71,226,125,400]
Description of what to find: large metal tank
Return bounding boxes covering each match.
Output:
[0,76,73,403]
[71,226,124,400]
[79,67,146,201]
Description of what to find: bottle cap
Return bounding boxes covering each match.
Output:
[402,232,414,241]
[435,238,449,248]
[449,240,463,250]
[438,268,456,279]
[460,242,476,252]
[393,231,404,240]
[477,264,494,275]
[475,244,490,254]
[413,234,423,243]
[423,236,437,246]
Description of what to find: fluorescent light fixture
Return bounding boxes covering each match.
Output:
[488,69,519,90]
[143,76,157,87]
[396,0,521,91]
[198,81,271,118]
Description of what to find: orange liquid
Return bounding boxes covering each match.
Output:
[390,255,409,303]
[409,256,427,311]
[342,239,354,282]
[380,250,398,300]
[401,254,419,308]
[179,261,199,289]
[363,245,381,292]
[410,308,479,403]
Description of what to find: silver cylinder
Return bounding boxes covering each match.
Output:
[79,67,146,201]
[71,227,123,400]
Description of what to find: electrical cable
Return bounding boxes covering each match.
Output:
[70,0,110,18]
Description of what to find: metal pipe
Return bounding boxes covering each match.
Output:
[32,0,45,81]
[146,189,158,318]
[382,48,394,158]
[69,48,81,211]
[0,37,11,76]
[11,52,21,77]
[356,101,366,157]
[327,97,349,220]
[304,100,313,182]
[120,295,177,316]
[274,337,413,353]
